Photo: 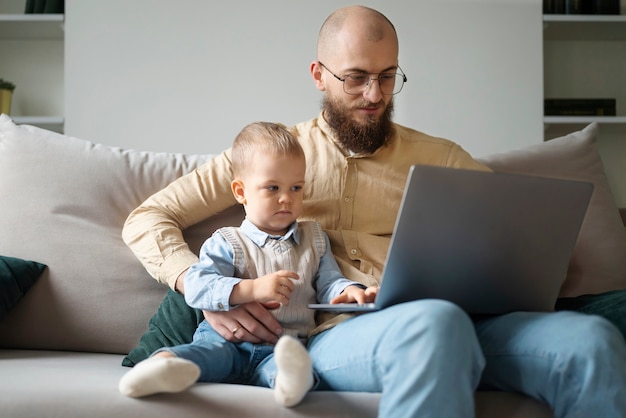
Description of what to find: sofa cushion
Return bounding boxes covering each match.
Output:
[478,123,626,298]
[0,255,46,319]
[0,349,384,418]
[0,114,216,353]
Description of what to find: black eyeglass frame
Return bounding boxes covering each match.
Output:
[318,61,407,96]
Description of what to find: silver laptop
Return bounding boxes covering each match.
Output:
[309,165,593,314]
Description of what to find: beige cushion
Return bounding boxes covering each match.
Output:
[0,349,554,418]
[478,123,626,297]
[0,114,240,353]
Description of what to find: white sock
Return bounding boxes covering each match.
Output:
[118,356,201,398]
[273,335,314,407]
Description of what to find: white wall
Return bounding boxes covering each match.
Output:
[65,0,543,157]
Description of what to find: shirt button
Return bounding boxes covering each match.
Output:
[344,197,351,203]
[350,249,357,255]
[218,303,224,309]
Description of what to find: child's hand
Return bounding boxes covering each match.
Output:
[230,270,299,306]
[252,270,299,305]
[330,285,379,304]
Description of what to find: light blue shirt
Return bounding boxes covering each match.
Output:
[184,218,362,311]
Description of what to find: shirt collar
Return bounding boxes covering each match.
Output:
[317,111,350,155]
[240,218,300,247]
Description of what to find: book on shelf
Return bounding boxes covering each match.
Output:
[543,0,620,14]
[591,0,621,14]
[25,0,65,14]
[544,98,617,116]
[544,0,566,14]
[565,0,591,14]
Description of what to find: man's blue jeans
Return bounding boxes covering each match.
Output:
[308,299,626,418]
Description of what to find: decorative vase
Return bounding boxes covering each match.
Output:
[0,88,12,115]
[0,79,15,115]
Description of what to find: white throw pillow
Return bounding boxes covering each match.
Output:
[0,114,241,353]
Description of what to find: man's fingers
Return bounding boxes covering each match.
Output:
[238,303,282,343]
[229,323,263,344]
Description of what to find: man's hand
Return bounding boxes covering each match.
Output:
[202,302,283,344]
[178,267,285,343]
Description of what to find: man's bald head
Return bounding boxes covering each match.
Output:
[317,6,397,63]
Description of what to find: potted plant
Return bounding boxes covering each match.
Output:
[0,79,16,115]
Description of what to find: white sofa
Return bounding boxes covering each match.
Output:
[2,113,625,417]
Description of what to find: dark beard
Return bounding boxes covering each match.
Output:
[322,96,394,155]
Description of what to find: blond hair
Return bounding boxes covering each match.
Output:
[231,122,304,177]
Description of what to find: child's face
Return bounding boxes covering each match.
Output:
[232,150,305,236]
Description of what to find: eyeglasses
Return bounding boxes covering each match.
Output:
[318,61,407,96]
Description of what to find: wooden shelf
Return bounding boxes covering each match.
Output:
[0,14,64,40]
[543,116,626,138]
[544,116,626,125]
[543,15,626,40]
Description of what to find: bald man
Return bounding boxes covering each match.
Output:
[123,6,626,417]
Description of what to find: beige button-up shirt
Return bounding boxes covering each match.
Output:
[123,113,489,334]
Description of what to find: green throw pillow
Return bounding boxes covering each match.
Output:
[0,255,47,319]
[122,289,203,367]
